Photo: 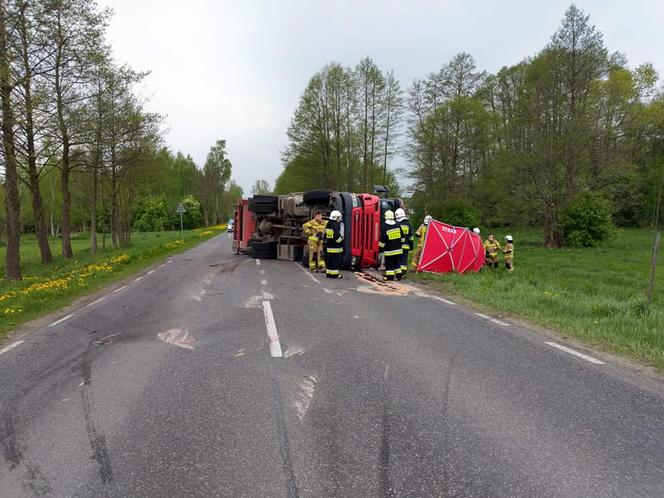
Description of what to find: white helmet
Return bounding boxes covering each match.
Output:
[384,210,395,221]
[473,227,480,235]
[505,235,513,242]
[395,208,407,221]
[329,210,342,221]
[424,215,432,225]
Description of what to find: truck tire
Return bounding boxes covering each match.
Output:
[249,196,278,213]
[250,240,277,259]
[303,190,332,205]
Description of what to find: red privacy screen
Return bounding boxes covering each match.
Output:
[416,220,484,274]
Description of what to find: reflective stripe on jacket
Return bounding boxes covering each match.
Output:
[399,220,414,250]
[302,219,327,241]
[379,223,403,256]
[325,220,344,253]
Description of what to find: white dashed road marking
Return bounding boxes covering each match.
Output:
[256,259,261,266]
[0,340,24,356]
[113,285,127,294]
[147,269,156,275]
[134,276,144,282]
[545,342,605,365]
[86,297,106,308]
[474,312,490,320]
[49,314,74,327]
[262,300,283,358]
[261,279,268,286]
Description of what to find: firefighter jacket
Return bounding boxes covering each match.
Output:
[399,219,414,251]
[415,224,428,248]
[324,220,344,253]
[484,239,501,257]
[379,220,404,257]
[302,219,327,242]
[503,242,514,259]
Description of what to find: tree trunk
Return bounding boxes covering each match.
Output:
[0,1,21,279]
[19,2,52,264]
[90,165,98,255]
[55,37,73,258]
[60,143,73,257]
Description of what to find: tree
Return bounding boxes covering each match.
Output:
[0,0,21,279]
[251,179,271,195]
[201,139,232,225]
[43,0,110,258]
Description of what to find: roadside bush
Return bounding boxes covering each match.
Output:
[134,197,170,232]
[439,199,480,228]
[561,192,614,247]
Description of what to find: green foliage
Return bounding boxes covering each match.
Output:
[179,195,204,229]
[133,197,170,232]
[560,193,614,247]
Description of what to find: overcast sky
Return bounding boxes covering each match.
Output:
[100,0,664,194]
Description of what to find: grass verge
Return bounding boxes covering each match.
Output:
[0,225,227,340]
[411,228,664,370]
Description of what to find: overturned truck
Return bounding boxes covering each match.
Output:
[233,188,404,270]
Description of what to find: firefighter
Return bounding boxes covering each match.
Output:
[473,227,481,236]
[302,211,327,272]
[395,208,413,278]
[324,210,344,279]
[411,215,432,271]
[503,235,514,271]
[483,233,501,268]
[379,210,404,281]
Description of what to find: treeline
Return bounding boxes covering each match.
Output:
[0,0,241,280]
[278,5,664,247]
[276,58,404,195]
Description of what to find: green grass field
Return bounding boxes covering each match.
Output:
[412,228,664,370]
[0,226,227,339]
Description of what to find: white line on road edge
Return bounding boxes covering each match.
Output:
[49,314,74,327]
[146,269,155,275]
[86,297,106,308]
[0,340,24,356]
[113,285,128,294]
[431,295,456,306]
[295,262,322,285]
[545,342,605,365]
[261,279,268,286]
[256,259,261,266]
[490,318,510,327]
[262,300,283,358]
[134,276,144,282]
[159,264,167,269]
[474,312,490,320]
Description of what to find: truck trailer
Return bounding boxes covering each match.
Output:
[233,188,404,270]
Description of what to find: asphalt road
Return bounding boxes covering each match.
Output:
[2,234,664,497]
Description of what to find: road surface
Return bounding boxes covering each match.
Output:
[2,234,664,497]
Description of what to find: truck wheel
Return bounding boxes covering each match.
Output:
[303,190,332,205]
[250,241,277,259]
[249,196,278,213]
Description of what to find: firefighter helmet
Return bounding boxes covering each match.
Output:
[473,227,480,235]
[505,235,513,242]
[384,210,395,221]
[424,215,432,225]
[395,208,407,221]
[329,210,342,221]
